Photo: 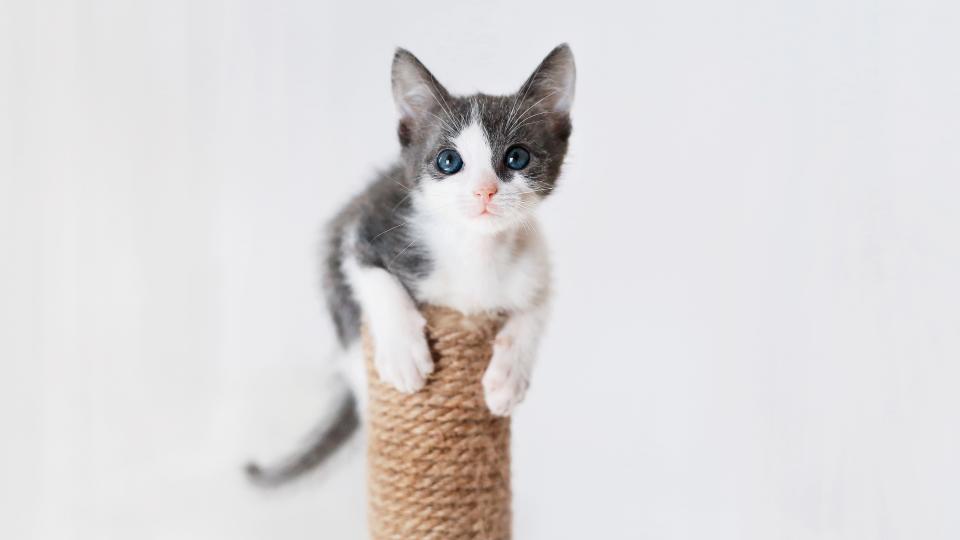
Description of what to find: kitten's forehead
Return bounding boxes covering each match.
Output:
[474,95,519,147]
[437,95,536,147]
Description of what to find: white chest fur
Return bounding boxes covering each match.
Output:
[412,219,550,314]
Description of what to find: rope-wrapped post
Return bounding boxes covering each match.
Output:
[363,305,511,540]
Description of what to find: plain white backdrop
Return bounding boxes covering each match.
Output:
[3,0,960,538]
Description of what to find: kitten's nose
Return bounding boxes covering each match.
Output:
[473,183,499,204]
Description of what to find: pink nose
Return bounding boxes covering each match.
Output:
[474,183,499,203]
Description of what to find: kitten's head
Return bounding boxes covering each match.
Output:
[392,45,575,234]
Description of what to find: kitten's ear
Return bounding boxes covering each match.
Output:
[392,48,449,144]
[518,44,576,114]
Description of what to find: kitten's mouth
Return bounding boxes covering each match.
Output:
[476,206,500,218]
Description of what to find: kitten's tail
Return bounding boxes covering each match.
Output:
[244,391,359,488]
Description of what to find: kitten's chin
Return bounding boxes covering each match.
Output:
[461,211,526,235]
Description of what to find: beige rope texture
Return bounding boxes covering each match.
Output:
[364,305,511,540]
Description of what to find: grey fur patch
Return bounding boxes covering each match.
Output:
[322,164,429,346]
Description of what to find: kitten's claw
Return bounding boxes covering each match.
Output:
[482,339,530,416]
[372,312,434,394]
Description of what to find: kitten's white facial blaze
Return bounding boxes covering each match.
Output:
[417,118,541,234]
[452,121,496,219]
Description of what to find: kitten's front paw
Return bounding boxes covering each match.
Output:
[482,337,530,417]
[371,312,433,394]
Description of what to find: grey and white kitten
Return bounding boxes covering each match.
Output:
[247,45,575,486]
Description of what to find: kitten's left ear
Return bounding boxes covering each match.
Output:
[518,44,576,114]
[392,48,450,145]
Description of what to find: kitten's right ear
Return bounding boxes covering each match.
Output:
[519,44,576,114]
[392,48,449,145]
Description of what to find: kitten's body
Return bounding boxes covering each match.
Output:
[247,45,574,486]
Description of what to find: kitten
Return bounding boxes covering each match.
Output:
[247,44,575,486]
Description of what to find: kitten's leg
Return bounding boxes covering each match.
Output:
[482,292,551,416]
[343,257,433,394]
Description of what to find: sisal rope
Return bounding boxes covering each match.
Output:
[364,305,511,540]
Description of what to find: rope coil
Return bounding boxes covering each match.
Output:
[365,306,512,540]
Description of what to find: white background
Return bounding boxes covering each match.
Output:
[3,0,959,538]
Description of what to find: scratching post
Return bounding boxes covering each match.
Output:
[364,305,511,540]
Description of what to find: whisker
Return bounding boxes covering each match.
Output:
[428,79,456,124]
[511,187,553,195]
[428,112,457,135]
[373,222,408,240]
[392,191,413,213]
[387,239,418,271]
[509,112,553,136]
[506,60,548,128]
[509,91,558,131]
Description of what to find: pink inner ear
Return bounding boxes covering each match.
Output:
[397,120,413,147]
[398,89,427,119]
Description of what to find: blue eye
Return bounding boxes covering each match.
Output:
[435,149,463,174]
[505,146,530,170]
